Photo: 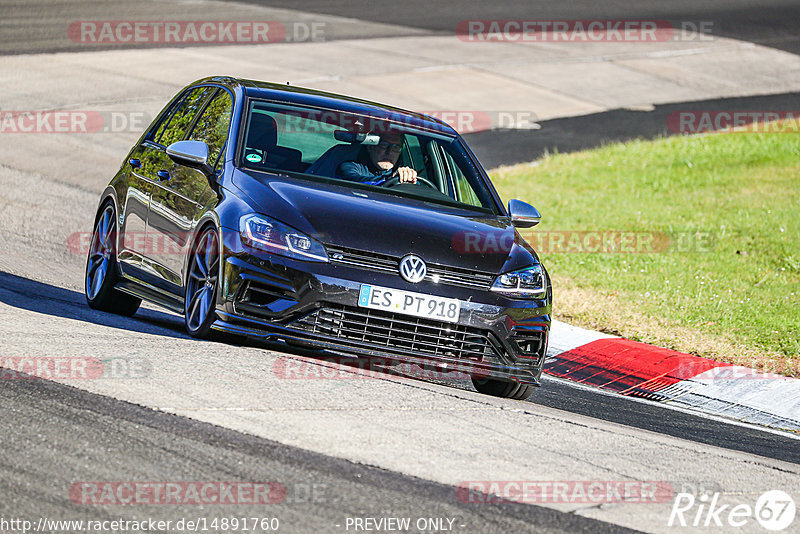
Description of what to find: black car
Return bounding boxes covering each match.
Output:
[85,76,551,399]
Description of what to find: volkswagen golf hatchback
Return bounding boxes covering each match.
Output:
[85,76,551,399]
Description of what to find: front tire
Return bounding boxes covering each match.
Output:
[85,202,141,316]
[471,376,535,400]
[184,226,221,339]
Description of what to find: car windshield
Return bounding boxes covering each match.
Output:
[239,100,499,213]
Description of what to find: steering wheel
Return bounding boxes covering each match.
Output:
[383,175,437,189]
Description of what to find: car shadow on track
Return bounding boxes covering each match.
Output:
[0,270,189,339]
[0,269,482,401]
[0,270,439,377]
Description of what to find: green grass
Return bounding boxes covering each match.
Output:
[491,128,800,370]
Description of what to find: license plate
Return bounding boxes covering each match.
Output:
[358,284,461,323]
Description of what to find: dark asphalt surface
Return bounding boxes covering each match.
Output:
[4,1,799,55]
[235,0,800,55]
[0,371,635,534]
[465,91,800,168]
[534,376,800,466]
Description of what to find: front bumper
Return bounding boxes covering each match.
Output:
[214,233,551,385]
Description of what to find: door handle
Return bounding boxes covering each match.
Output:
[156,170,171,181]
[129,158,141,168]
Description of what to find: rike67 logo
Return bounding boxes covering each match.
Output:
[669,490,796,531]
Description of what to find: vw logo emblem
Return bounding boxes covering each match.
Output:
[399,255,427,283]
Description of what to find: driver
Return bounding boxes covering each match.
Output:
[336,131,418,186]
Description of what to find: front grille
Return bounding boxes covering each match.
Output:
[291,304,504,362]
[327,246,396,273]
[326,245,495,290]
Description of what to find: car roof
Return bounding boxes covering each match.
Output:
[192,76,458,136]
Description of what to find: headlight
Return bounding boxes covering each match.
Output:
[239,214,328,262]
[490,264,546,298]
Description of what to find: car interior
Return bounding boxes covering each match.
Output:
[241,105,487,209]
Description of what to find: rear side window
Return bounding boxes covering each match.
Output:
[441,148,483,207]
[154,86,215,146]
[189,90,233,169]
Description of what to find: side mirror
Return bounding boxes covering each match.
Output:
[508,199,541,228]
[166,140,214,177]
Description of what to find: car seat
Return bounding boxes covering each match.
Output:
[305,144,363,178]
[244,113,304,172]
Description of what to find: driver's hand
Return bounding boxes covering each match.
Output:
[396,166,417,184]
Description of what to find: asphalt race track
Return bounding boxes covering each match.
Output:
[1,2,799,533]
[3,369,630,534]
[231,0,800,167]
[233,0,800,51]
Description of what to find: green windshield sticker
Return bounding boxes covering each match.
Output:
[246,153,262,163]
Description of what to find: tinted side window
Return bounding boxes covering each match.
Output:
[188,90,233,169]
[149,96,183,142]
[156,86,215,146]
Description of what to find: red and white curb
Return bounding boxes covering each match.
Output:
[545,320,800,433]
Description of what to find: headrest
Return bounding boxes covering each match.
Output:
[248,113,278,150]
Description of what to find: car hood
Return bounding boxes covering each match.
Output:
[232,171,536,273]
